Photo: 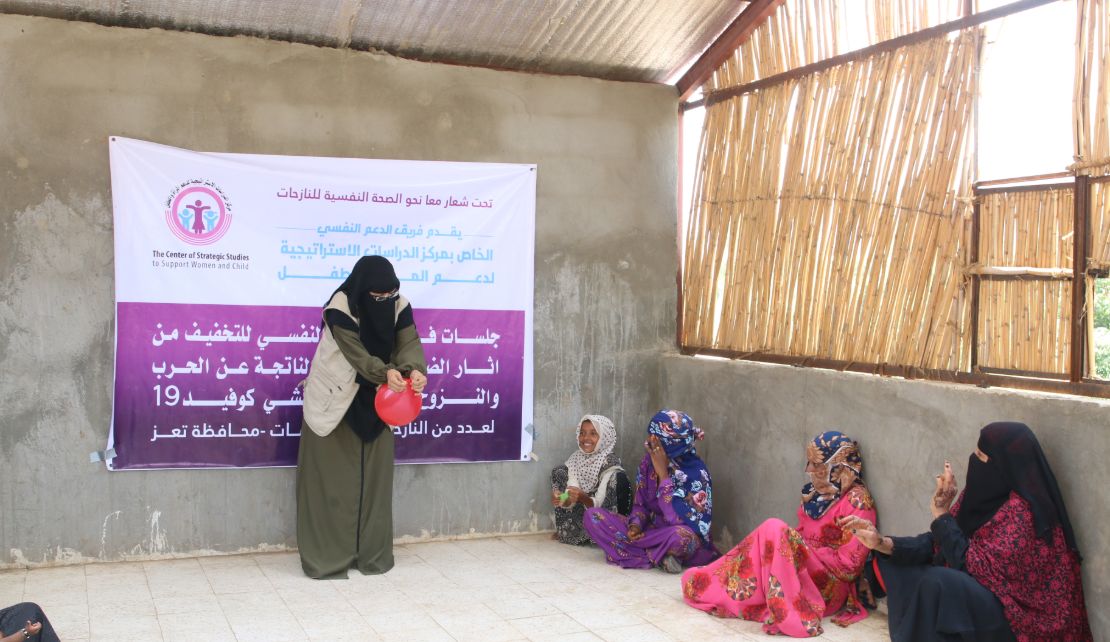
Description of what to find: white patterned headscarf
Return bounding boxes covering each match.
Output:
[564,414,617,493]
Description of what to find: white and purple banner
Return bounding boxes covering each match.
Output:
[107,137,535,469]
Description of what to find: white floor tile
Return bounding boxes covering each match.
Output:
[567,607,648,630]
[370,625,455,641]
[46,603,91,641]
[153,593,224,616]
[594,623,674,642]
[484,595,564,620]
[0,572,26,605]
[146,570,215,600]
[222,608,306,642]
[293,604,376,641]
[158,610,236,642]
[363,607,441,635]
[509,612,589,638]
[203,564,272,595]
[89,613,163,641]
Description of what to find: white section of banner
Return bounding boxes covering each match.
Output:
[110,137,535,310]
[108,136,535,465]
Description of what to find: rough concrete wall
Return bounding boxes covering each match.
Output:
[0,14,677,563]
[660,353,1110,639]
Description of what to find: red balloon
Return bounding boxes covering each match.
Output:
[374,379,422,426]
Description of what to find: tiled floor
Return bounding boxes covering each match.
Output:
[0,534,889,641]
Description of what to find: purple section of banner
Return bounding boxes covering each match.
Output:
[401,308,524,462]
[111,302,524,469]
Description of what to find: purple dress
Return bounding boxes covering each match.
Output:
[583,454,718,569]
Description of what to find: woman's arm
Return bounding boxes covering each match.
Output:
[929,513,969,571]
[329,324,392,385]
[653,477,688,527]
[392,323,427,376]
[809,488,877,581]
[627,457,653,530]
[842,508,935,566]
[603,464,621,510]
[888,532,936,565]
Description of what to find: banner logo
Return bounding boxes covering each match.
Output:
[165,180,232,245]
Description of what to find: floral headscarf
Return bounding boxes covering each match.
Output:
[646,410,713,541]
[647,409,705,459]
[801,431,863,519]
[564,414,617,493]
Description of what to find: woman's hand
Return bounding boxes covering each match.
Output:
[627,524,644,541]
[932,460,958,519]
[565,486,593,508]
[385,368,406,393]
[551,488,566,508]
[839,516,892,554]
[409,370,427,393]
[646,435,669,480]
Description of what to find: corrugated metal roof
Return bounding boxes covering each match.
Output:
[0,0,749,83]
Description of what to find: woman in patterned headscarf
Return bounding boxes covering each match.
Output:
[582,410,718,572]
[550,415,632,545]
[682,431,877,637]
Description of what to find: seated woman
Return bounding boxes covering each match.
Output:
[682,431,876,637]
[550,414,632,545]
[582,410,717,572]
[843,422,1092,641]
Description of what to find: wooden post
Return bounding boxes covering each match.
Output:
[971,198,981,371]
[1071,174,1091,381]
[676,106,686,349]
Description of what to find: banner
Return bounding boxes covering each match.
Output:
[107,137,535,469]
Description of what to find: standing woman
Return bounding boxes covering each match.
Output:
[297,256,428,579]
[582,410,718,572]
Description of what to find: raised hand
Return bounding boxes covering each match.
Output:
[646,435,669,480]
[932,460,958,519]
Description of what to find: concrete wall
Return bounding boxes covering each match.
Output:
[0,14,677,563]
[660,353,1110,639]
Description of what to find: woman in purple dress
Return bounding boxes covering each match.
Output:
[582,409,718,572]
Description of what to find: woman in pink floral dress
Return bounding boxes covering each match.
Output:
[682,431,876,637]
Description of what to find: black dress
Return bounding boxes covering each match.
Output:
[877,514,1015,642]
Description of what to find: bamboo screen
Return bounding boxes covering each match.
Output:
[1092,181,1110,270]
[1074,0,1109,177]
[975,189,1074,375]
[682,32,978,370]
[1077,0,1110,280]
[712,0,964,89]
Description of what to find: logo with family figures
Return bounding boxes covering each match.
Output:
[164,180,232,245]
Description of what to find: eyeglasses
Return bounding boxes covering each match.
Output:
[370,289,399,302]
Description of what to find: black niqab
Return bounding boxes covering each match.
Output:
[331,255,401,363]
[956,422,1080,555]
